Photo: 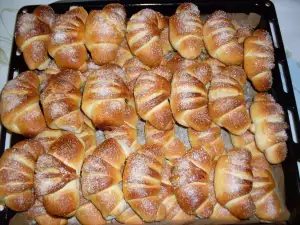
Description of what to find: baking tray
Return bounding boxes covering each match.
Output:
[1,0,300,224]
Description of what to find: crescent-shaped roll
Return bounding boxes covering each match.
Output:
[85,4,127,65]
[171,62,212,131]
[231,131,283,221]
[34,133,84,217]
[0,71,46,137]
[170,146,215,218]
[203,10,243,65]
[15,6,53,70]
[34,128,63,152]
[134,66,174,130]
[169,3,204,59]
[214,148,255,219]
[112,39,134,67]
[123,144,166,222]
[208,67,251,135]
[48,7,88,71]
[0,140,44,211]
[244,29,275,91]
[127,8,168,67]
[250,93,288,164]
[82,64,130,129]
[40,69,84,133]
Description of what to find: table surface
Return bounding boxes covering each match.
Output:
[0,0,299,114]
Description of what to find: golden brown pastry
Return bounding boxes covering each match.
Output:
[208,67,251,135]
[134,66,174,130]
[123,57,150,93]
[160,52,197,74]
[188,123,225,159]
[160,160,196,221]
[48,7,88,71]
[127,8,168,67]
[26,199,68,225]
[145,122,186,161]
[214,149,255,219]
[160,25,174,56]
[123,144,166,222]
[0,71,46,137]
[231,131,283,221]
[34,128,63,152]
[0,140,44,211]
[15,6,52,70]
[171,62,212,131]
[203,11,243,65]
[250,93,288,164]
[104,103,140,151]
[244,29,274,91]
[169,3,204,59]
[236,25,253,44]
[77,116,97,157]
[33,5,56,29]
[170,146,215,218]
[203,57,226,76]
[40,69,84,133]
[85,4,127,65]
[34,133,84,217]
[81,138,139,220]
[82,64,130,129]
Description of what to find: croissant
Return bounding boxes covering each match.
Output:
[15,6,52,70]
[34,128,63,152]
[188,123,225,159]
[134,66,174,130]
[236,25,253,44]
[123,57,150,93]
[171,62,212,131]
[208,67,251,135]
[221,65,247,87]
[85,4,126,65]
[127,8,168,67]
[203,11,243,65]
[170,146,215,218]
[160,26,174,56]
[231,131,283,221]
[76,192,107,225]
[115,204,144,224]
[169,3,204,59]
[34,133,84,217]
[250,93,288,164]
[33,5,56,29]
[244,29,275,91]
[145,122,186,161]
[81,138,141,222]
[203,57,226,76]
[0,71,46,137]
[40,69,84,133]
[123,144,166,222]
[0,140,44,211]
[77,116,97,157]
[160,160,196,221]
[214,148,255,219]
[48,7,88,71]
[26,200,67,225]
[82,64,130,129]
[104,103,140,150]
[112,39,134,67]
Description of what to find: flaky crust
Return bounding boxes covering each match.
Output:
[0,140,44,211]
[250,93,288,164]
[171,62,212,131]
[244,29,274,91]
[40,70,84,133]
[85,4,126,65]
[123,144,166,222]
[48,7,88,71]
[134,66,174,130]
[169,3,204,59]
[0,71,46,137]
[127,9,167,67]
[214,149,255,219]
[82,64,130,129]
[203,11,243,65]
